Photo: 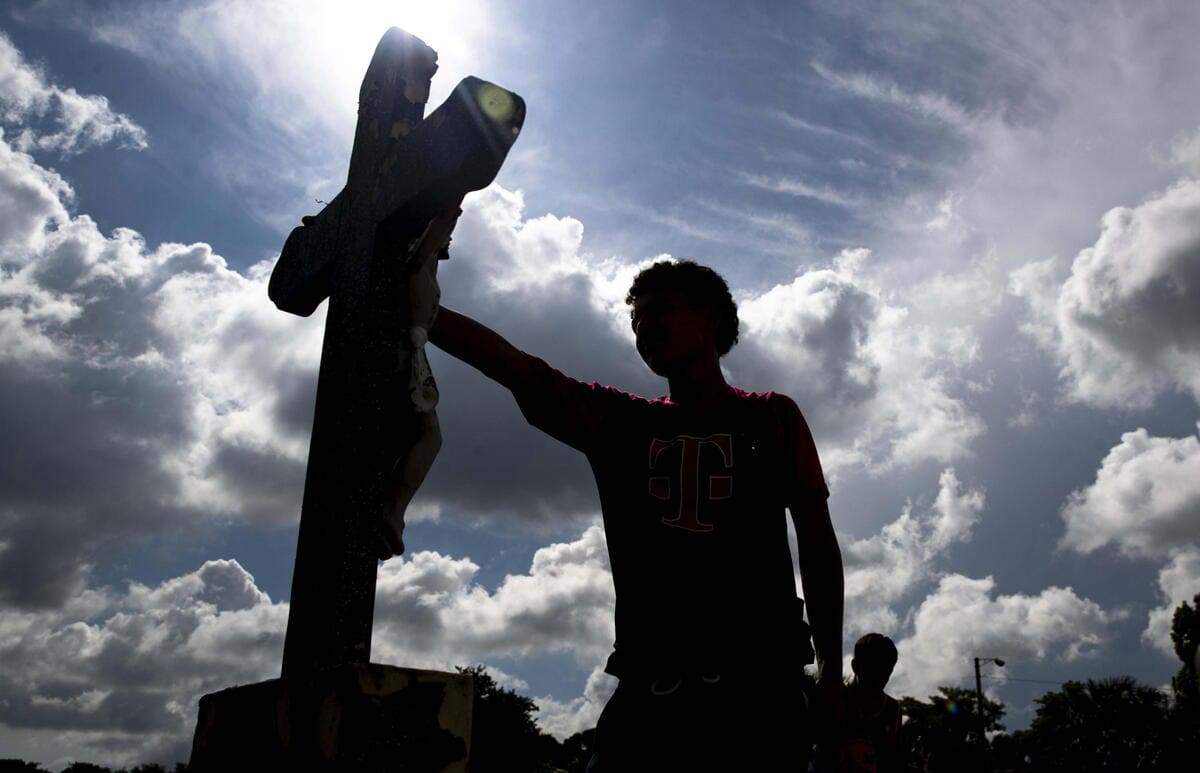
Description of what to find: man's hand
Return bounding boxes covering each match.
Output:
[818,675,847,729]
[792,494,844,689]
[816,677,849,772]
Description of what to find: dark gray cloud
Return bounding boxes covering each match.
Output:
[0,131,322,607]
[420,215,652,526]
[0,559,284,766]
[0,317,196,607]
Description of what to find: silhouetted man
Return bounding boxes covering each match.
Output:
[429,254,844,770]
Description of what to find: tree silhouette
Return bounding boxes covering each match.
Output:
[0,760,188,773]
[899,686,1004,772]
[1171,592,1199,714]
[1166,593,1200,768]
[988,729,1034,773]
[1022,676,1170,771]
[457,665,563,772]
[0,761,47,773]
[554,728,597,773]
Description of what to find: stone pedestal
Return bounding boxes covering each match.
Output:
[189,664,472,772]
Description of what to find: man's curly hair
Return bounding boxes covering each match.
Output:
[625,260,740,356]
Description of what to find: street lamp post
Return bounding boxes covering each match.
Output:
[973,656,1005,747]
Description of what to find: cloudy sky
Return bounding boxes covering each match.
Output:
[2,0,1199,767]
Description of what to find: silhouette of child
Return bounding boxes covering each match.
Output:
[842,633,903,773]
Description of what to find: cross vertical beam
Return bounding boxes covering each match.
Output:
[269,27,524,677]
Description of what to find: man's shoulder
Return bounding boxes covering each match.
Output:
[730,387,806,419]
[523,353,650,403]
[731,386,800,404]
[513,354,655,449]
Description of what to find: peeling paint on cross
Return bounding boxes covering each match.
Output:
[268,28,524,677]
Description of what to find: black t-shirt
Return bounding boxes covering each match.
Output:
[844,689,903,773]
[513,354,828,674]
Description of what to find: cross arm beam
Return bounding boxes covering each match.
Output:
[268,77,525,317]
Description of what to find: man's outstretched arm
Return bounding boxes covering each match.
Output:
[428,306,534,393]
[792,495,844,686]
[430,305,610,453]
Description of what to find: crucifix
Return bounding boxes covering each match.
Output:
[269,27,525,677]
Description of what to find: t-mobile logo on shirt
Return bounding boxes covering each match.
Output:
[648,434,734,533]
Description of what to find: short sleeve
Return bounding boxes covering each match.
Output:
[510,353,626,453]
[772,394,829,500]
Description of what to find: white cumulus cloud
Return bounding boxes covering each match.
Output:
[1142,548,1200,656]
[373,524,618,739]
[0,31,146,156]
[532,664,615,740]
[1011,179,1200,409]
[733,250,984,473]
[841,468,984,636]
[1058,424,1200,660]
[1059,424,1200,559]
[0,524,618,764]
[891,574,1124,700]
[0,559,286,767]
[373,523,615,670]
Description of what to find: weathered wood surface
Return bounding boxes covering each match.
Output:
[189,664,473,772]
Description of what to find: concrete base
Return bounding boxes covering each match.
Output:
[189,663,472,772]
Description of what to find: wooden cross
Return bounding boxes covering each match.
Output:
[268,28,524,677]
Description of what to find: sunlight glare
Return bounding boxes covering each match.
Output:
[305,0,489,112]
